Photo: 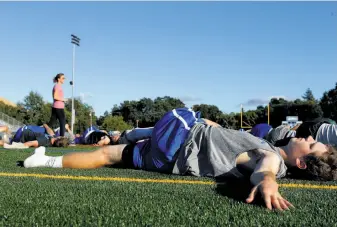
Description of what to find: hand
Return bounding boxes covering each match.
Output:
[246,178,294,211]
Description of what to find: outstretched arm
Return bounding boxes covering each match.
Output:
[246,150,294,211]
[43,124,55,136]
[201,118,221,127]
[94,135,111,146]
[291,124,301,131]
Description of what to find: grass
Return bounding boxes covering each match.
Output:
[1,147,337,226]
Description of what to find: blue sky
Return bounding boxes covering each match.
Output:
[1,2,337,116]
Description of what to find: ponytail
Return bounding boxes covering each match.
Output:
[53,73,64,83]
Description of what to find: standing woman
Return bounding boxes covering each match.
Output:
[49,73,66,137]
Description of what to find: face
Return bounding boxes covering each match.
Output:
[58,75,66,84]
[287,136,328,166]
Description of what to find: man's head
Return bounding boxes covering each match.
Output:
[282,136,337,180]
[109,131,121,143]
[53,137,70,147]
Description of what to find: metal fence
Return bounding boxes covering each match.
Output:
[0,112,25,132]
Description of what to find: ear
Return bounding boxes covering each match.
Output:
[296,158,307,169]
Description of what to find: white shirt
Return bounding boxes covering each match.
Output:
[316,123,337,146]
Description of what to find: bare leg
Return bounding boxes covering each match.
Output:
[63,145,126,168]
[24,145,127,169]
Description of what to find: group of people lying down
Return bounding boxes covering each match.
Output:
[2,108,337,211]
[12,108,336,211]
[250,118,337,147]
[0,123,154,149]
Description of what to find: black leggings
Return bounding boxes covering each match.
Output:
[49,107,66,136]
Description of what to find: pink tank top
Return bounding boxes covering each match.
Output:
[52,84,64,109]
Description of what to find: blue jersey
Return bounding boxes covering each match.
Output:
[250,123,272,139]
[12,125,48,143]
[133,108,202,173]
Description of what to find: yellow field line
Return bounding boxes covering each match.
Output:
[279,183,337,190]
[1,172,337,190]
[0,172,213,185]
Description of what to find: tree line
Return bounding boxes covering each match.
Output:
[1,83,337,132]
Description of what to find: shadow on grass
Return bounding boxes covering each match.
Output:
[214,177,266,208]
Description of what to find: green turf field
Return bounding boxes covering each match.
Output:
[1,147,337,226]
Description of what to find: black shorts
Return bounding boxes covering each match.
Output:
[121,144,135,169]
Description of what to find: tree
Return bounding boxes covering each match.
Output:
[102,115,133,131]
[218,112,238,129]
[302,88,316,103]
[109,96,185,128]
[320,83,337,121]
[96,111,109,126]
[18,91,47,125]
[21,91,44,111]
[192,104,222,122]
[65,98,96,133]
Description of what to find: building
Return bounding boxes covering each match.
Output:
[281,116,302,128]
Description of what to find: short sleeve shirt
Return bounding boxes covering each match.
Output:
[20,130,52,147]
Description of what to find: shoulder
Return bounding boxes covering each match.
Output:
[256,148,287,178]
[54,84,62,90]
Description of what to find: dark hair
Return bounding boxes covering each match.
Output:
[287,146,337,181]
[53,137,70,147]
[53,73,64,83]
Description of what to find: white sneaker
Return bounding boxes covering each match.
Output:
[5,142,29,149]
[24,147,48,168]
[3,143,12,149]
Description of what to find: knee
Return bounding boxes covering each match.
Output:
[96,146,115,164]
[100,145,124,164]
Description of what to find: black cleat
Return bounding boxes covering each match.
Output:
[16,161,24,167]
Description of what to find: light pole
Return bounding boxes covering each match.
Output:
[89,108,94,127]
[70,34,80,134]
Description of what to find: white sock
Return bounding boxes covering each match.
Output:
[24,147,63,168]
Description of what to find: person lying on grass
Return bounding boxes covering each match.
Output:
[3,124,69,148]
[53,123,76,141]
[108,128,154,145]
[249,123,273,139]
[73,126,155,146]
[22,108,336,211]
[264,118,337,147]
[70,126,117,146]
